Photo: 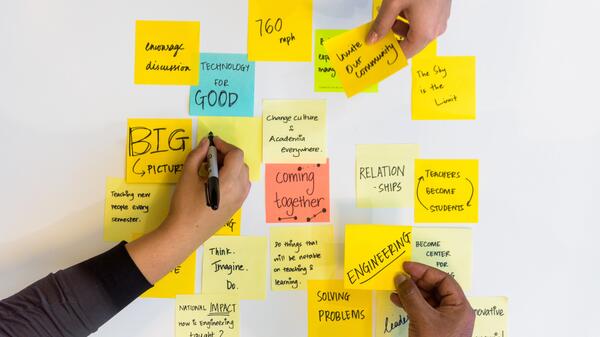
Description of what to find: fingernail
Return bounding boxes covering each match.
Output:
[366,31,378,44]
[200,137,208,146]
[395,273,408,287]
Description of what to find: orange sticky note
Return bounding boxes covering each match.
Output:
[325,21,407,97]
[265,161,330,223]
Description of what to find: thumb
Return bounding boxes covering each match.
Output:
[367,0,407,44]
[394,273,430,318]
[183,137,209,176]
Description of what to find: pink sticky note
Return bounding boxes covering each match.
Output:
[265,160,330,223]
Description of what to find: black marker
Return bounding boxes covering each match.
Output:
[205,132,219,210]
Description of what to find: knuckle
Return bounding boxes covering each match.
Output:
[438,23,447,36]
[400,281,418,297]
[232,148,244,158]
[416,28,437,43]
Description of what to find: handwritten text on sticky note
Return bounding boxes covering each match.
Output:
[307,280,372,337]
[202,236,267,300]
[375,291,409,337]
[325,22,407,97]
[412,56,476,120]
[134,21,200,85]
[314,30,377,93]
[470,297,509,337]
[270,225,335,290]
[104,177,172,242]
[197,116,262,181]
[176,294,239,337]
[412,227,472,290]
[263,100,327,164]
[356,144,419,208]
[189,53,255,117]
[414,159,478,223]
[126,118,192,184]
[248,0,312,61]
[344,224,412,290]
[215,209,242,236]
[265,161,330,223]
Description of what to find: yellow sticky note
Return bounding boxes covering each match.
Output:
[314,29,377,93]
[202,236,267,300]
[142,251,196,298]
[263,100,327,164]
[344,224,412,290]
[412,56,476,120]
[247,0,312,61]
[104,177,173,242]
[126,118,192,184]
[412,227,472,290]
[215,209,242,236]
[414,159,478,223]
[325,21,407,97]
[375,291,409,337]
[176,294,239,337]
[134,21,200,85]
[356,144,419,208]
[197,117,262,181]
[307,280,372,337]
[270,225,336,290]
[470,297,509,337]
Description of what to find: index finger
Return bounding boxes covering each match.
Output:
[213,136,244,175]
[213,136,239,155]
[403,261,468,307]
[368,0,408,44]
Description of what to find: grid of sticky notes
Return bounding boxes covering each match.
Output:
[102,3,496,336]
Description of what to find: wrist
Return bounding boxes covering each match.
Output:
[160,211,214,245]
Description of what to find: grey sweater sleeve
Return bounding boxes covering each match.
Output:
[0,242,152,337]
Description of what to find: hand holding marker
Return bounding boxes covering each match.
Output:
[205,132,220,210]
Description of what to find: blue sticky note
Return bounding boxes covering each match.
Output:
[189,53,255,116]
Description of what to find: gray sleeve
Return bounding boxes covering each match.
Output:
[0,242,153,337]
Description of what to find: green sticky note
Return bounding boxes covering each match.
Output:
[314,29,377,93]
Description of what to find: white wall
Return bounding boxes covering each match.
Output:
[1,0,599,336]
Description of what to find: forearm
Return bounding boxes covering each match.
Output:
[125,214,218,285]
[0,242,151,337]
